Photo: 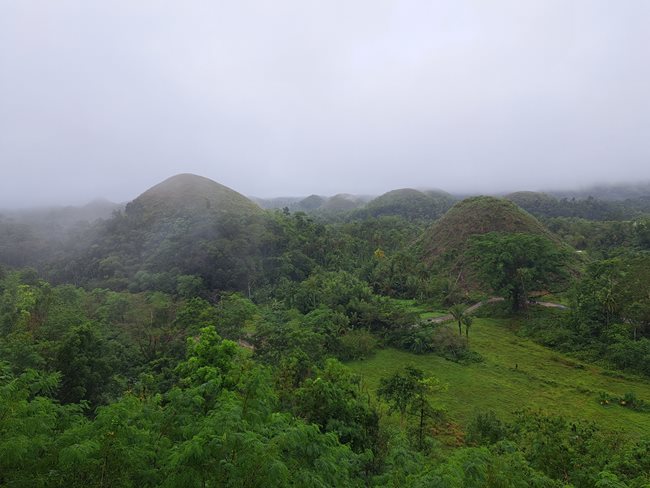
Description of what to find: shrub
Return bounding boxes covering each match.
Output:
[466,410,506,445]
[338,329,378,360]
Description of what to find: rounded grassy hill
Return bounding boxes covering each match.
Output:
[361,188,455,220]
[126,173,262,222]
[421,196,555,258]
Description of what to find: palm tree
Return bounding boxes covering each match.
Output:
[449,304,467,336]
[463,315,473,342]
[449,304,474,342]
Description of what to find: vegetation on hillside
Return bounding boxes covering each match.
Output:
[2,175,650,486]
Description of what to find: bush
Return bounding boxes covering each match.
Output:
[597,391,650,412]
[430,327,483,363]
[397,325,483,363]
[608,338,650,375]
[466,410,506,445]
[338,329,378,360]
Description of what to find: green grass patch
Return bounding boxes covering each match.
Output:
[390,298,448,320]
[348,317,650,438]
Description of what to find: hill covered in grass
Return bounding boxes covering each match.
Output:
[51,174,269,291]
[321,193,367,212]
[420,196,556,260]
[354,188,455,221]
[126,173,262,222]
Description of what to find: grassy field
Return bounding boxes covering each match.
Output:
[348,317,650,438]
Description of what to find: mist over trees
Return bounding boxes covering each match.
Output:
[1,174,650,486]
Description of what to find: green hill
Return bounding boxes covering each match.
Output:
[295,194,327,211]
[55,174,267,291]
[126,173,262,222]
[420,196,556,260]
[321,193,366,212]
[359,188,455,220]
[505,190,633,220]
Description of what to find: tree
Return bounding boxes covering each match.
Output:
[468,232,567,311]
[464,315,473,341]
[449,304,472,337]
[378,366,445,450]
[294,359,380,456]
[55,322,112,407]
[215,292,258,339]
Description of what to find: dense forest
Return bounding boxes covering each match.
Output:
[2,174,650,487]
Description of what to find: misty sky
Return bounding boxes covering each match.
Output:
[1,1,650,206]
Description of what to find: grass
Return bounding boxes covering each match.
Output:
[348,317,650,438]
[391,298,448,319]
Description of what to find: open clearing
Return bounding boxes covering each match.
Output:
[348,317,650,438]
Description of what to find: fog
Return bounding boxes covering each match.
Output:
[1,1,650,207]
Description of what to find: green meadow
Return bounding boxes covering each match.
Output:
[348,317,650,438]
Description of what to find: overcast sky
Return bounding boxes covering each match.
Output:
[1,1,650,206]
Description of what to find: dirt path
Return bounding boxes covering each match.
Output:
[531,301,569,310]
[426,297,568,324]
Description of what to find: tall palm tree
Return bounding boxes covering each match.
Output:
[463,315,473,343]
[449,304,468,336]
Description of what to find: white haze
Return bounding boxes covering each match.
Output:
[1,1,649,207]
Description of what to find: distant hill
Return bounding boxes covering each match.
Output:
[52,174,267,291]
[0,199,124,262]
[1,198,122,230]
[126,173,262,222]
[356,188,455,221]
[252,192,371,215]
[251,196,304,210]
[322,194,367,212]
[296,195,327,211]
[288,193,371,215]
[421,196,555,259]
[504,191,638,221]
[548,182,650,201]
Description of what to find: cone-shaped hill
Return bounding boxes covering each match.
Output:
[420,196,558,261]
[358,188,455,220]
[125,173,262,222]
[296,194,327,211]
[65,174,267,291]
[322,194,367,212]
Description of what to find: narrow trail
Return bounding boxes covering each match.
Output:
[426,297,568,324]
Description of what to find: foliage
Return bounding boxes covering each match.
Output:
[598,391,650,412]
[3,177,650,486]
[465,410,506,445]
[398,324,483,363]
[468,232,568,311]
[338,329,379,360]
[378,366,446,451]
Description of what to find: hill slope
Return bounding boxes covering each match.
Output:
[357,188,455,221]
[54,174,267,291]
[126,173,262,221]
[420,196,556,260]
[349,316,650,439]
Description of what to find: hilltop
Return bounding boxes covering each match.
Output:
[356,188,455,221]
[126,173,262,221]
[420,196,556,260]
[51,174,267,291]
